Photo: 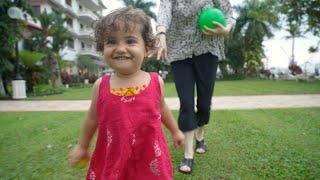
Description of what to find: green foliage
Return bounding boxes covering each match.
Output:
[225,0,279,76]
[277,0,320,53]
[122,0,157,20]
[224,36,245,76]
[0,0,34,96]
[305,1,320,37]
[0,47,14,75]
[29,9,69,54]
[20,50,46,67]
[27,9,70,88]
[50,9,70,53]
[141,57,169,72]
[19,50,48,93]
[77,55,98,76]
[29,84,64,96]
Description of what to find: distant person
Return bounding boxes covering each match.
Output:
[156,0,236,174]
[68,7,184,179]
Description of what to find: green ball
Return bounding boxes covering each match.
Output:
[198,8,226,31]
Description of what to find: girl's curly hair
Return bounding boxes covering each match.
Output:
[91,7,158,53]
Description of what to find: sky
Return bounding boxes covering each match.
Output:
[102,0,320,70]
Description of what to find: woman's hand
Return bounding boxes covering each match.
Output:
[156,33,167,61]
[202,21,232,37]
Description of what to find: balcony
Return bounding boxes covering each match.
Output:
[78,28,93,40]
[49,0,64,8]
[79,47,101,59]
[78,10,98,24]
[66,26,77,37]
[64,4,77,17]
[78,0,106,11]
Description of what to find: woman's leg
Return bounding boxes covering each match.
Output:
[171,59,197,132]
[171,59,197,173]
[194,53,219,152]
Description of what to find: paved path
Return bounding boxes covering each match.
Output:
[0,94,319,112]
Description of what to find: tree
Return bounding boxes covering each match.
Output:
[77,55,98,78]
[278,0,320,57]
[277,0,304,65]
[19,50,46,92]
[122,0,157,20]
[0,0,34,97]
[224,35,246,77]
[28,9,70,88]
[226,0,279,76]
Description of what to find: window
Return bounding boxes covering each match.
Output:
[68,39,74,49]
[32,5,41,15]
[80,24,84,30]
[66,17,73,28]
[81,42,85,49]
[66,0,72,7]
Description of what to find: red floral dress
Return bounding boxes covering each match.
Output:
[86,72,172,180]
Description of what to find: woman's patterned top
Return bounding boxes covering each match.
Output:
[157,0,236,63]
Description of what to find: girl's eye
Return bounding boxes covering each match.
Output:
[127,39,137,44]
[105,39,116,45]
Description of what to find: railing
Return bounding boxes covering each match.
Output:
[78,9,98,21]
[79,48,100,58]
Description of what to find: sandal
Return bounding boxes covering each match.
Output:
[178,158,193,174]
[195,139,207,154]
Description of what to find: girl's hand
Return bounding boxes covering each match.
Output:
[202,21,231,37]
[67,144,89,168]
[172,130,185,149]
[156,34,167,61]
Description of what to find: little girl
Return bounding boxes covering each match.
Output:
[67,7,185,180]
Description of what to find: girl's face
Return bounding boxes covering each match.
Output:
[103,23,147,75]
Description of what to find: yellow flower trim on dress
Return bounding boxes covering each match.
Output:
[110,84,147,96]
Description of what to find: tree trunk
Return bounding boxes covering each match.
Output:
[291,35,295,65]
[51,53,62,88]
[0,77,5,96]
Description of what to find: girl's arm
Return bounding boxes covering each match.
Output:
[158,75,184,149]
[78,78,101,149]
[68,78,101,167]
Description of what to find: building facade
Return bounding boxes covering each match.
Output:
[28,0,107,77]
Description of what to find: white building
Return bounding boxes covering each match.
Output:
[28,0,107,76]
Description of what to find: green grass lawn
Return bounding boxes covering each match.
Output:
[27,79,320,100]
[0,109,319,179]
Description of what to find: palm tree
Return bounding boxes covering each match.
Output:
[122,0,157,20]
[277,0,312,65]
[30,9,70,88]
[284,23,304,65]
[229,0,279,75]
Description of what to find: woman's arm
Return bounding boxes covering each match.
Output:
[156,0,173,60]
[202,0,236,37]
[157,0,173,29]
[219,0,236,31]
